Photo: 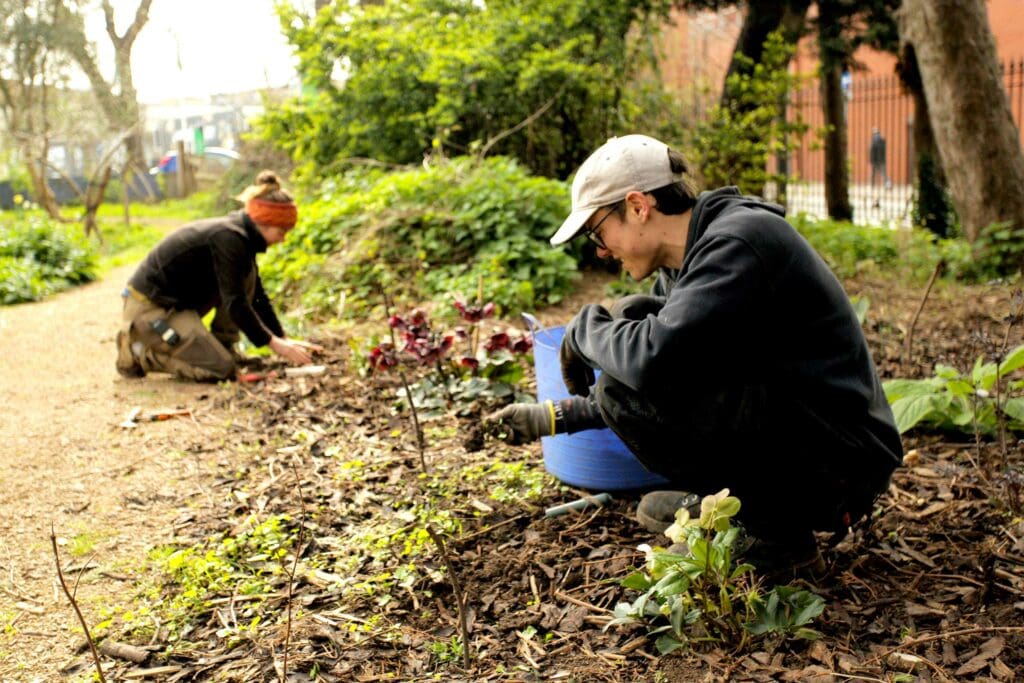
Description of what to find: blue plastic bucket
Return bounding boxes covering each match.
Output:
[527,318,669,491]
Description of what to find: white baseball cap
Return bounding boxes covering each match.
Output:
[550,134,675,246]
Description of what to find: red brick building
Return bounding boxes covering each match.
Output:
[658,2,1024,188]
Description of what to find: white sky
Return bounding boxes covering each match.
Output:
[83,0,308,104]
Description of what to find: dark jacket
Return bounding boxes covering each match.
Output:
[870,133,886,168]
[564,187,902,473]
[128,212,284,346]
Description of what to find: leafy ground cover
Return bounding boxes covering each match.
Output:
[0,197,208,303]
[51,271,1024,683]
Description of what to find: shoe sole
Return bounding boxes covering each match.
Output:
[115,330,146,378]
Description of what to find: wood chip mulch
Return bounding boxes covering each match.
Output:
[65,277,1024,682]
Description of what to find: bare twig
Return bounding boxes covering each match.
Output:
[425,526,471,669]
[902,260,944,366]
[868,625,1024,664]
[993,288,1023,472]
[280,456,309,683]
[477,85,566,159]
[50,524,106,682]
[381,289,427,472]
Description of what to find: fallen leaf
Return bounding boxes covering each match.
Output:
[905,601,946,617]
[955,636,1004,676]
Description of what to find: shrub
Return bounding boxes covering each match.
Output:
[789,214,975,281]
[693,32,808,196]
[260,156,579,319]
[0,213,96,304]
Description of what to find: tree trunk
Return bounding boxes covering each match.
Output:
[25,158,63,220]
[897,0,1024,243]
[820,63,852,221]
[58,0,152,174]
[896,44,954,237]
[719,0,809,106]
[81,165,112,242]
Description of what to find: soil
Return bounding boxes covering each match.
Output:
[0,264,236,680]
[2,265,1024,682]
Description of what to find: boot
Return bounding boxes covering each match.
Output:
[115,329,145,378]
[735,528,826,580]
[636,490,701,534]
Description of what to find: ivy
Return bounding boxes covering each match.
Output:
[259,156,580,317]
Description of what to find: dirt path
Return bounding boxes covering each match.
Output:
[0,265,232,681]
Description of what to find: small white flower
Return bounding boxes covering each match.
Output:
[976,388,990,398]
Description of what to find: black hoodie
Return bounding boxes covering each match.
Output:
[128,211,285,347]
[564,187,902,470]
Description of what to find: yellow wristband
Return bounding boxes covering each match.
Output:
[546,400,556,437]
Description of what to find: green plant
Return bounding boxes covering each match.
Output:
[0,213,97,304]
[429,635,464,665]
[912,153,957,239]
[260,156,580,317]
[147,515,298,638]
[789,214,975,282]
[261,0,679,181]
[694,32,808,196]
[883,344,1024,435]
[973,221,1024,279]
[607,490,824,654]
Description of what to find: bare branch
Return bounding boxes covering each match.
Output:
[50,524,106,683]
[478,85,566,159]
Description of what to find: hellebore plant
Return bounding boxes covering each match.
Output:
[368,298,534,413]
[607,490,825,654]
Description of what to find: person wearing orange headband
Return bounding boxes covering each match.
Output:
[115,170,322,381]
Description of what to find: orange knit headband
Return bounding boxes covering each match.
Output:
[246,197,298,229]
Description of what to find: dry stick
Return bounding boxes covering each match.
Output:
[381,290,427,471]
[380,290,472,668]
[279,457,309,683]
[902,260,944,366]
[868,625,1024,664]
[425,526,471,670]
[993,290,1022,471]
[50,525,106,683]
[477,84,566,159]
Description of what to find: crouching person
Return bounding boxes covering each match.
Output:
[491,135,902,574]
[116,170,321,382]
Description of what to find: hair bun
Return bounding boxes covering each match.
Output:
[255,170,281,188]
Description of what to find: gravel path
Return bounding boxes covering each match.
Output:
[0,265,229,681]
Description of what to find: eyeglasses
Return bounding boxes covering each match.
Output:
[584,207,616,250]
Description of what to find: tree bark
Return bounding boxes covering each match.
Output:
[719,0,809,106]
[897,0,1024,243]
[820,63,853,221]
[58,0,152,173]
[896,43,953,237]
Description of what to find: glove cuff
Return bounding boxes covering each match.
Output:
[559,396,605,434]
[543,399,566,436]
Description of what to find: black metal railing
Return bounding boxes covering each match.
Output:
[774,57,1024,226]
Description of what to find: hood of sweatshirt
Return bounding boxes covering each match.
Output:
[682,187,785,270]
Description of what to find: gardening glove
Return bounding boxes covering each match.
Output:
[488,401,558,445]
[559,334,595,397]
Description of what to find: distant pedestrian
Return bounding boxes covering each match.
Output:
[115,170,322,381]
[869,128,890,189]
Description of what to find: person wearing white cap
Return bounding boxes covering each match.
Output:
[492,134,902,575]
